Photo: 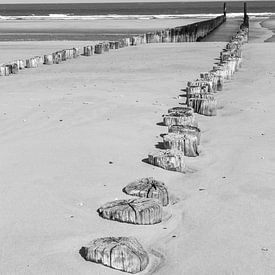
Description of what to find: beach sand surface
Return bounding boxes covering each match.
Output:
[0,18,203,41]
[0,23,275,275]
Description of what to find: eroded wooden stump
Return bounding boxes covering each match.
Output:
[44,54,53,65]
[26,58,38,68]
[148,149,186,173]
[163,133,199,157]
[83,46,93,56]
[0,65,5,76]
[52,52,62,64]
[168,106,194,115]
[123,177,169,206]
[81,237,149,274]
[98,198,162,225]
[190,97,217,116]
[163,111,198,127]
[95,44,103,54]
[11,63,19,74]
[168,125,201,144]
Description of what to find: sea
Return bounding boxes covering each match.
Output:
[0,1,274,41]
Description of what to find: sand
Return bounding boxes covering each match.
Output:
[0,21,275,275]
[0,18,203,41]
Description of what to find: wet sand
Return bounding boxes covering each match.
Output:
[261,17,275,42]
[0,18,202,41]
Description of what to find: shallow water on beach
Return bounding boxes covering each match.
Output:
[0,1,274,42]
[261,17,275,42]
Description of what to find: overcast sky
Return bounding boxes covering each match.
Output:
[0,0,261,4]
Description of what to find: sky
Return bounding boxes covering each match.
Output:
[0,0,263,4]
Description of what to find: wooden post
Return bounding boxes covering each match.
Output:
[11,63,19,74]
[97,198,162,225]
[190,97,217,116]
[73,47,80,58]
[243,2,249,28]
[94,44,103,54]
[80,237,149,274]
[163,111,198,127]
[148,149,186,173]
[168,125,201,145]
[162,133,199,157]
[44,54,53,65]
[83,46,93,56]
[123,178,169,206]
[5,65,12,75]
[0,65,5,76]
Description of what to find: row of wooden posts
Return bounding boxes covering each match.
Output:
[79,21,250,274]
[148,25,249,174]
[0,15,226,77]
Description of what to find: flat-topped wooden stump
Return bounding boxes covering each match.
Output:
[123,177,169,206]
[163,133,199,157]
[190,97,217,116]
[97,198,162,225]
[168,106,194,115]
[163,111,198,128]
[168,125,201,145]
[81,237,149,274]
[148,149,186,173]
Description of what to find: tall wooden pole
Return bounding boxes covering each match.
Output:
[223,2,227,17]
[244,2,249,27]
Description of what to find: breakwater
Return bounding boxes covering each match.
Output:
[0,15,226,77]
[80,14,250,274]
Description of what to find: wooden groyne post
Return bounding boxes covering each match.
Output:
[244,2,249,28]
[223,3,227,19]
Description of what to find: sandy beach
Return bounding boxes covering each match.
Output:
[0,16,275,275]
[0,18,204,42]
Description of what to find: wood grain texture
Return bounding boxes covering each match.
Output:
[163,133,199,157]
[168,125,201,145]
[81,237,149,274]
[148,149,186,173]
[98,198,162,225]
[190,97,217,116]
[168,106,194,115]
[163,111,198,127]
[123,177,169,206]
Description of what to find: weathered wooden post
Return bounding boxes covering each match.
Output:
[26,58,38,68]
[11,63,19,74]
[163,133,199,157]
[109,41,115,49]
[114,41,119,49]
[123,178,169,206]
[148,149,186,173]
[94,44,103,54]
[97,198,162,225]
[168,106,194,115]
[244,2,249,28]
[5,65,12,75]
[83,46,93,56]
[163,111,198,127]
[52,52,61,64]
[224,2,227,18]
[44,54,53,65]
[103,42,109,52]
[0,65,5,76]
[80,237,149,274]
[73,47,80,58]
[168,125,201,145]
[190,97,217,116]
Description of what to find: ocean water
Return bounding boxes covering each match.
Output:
[0,1,274,41]
[0,1,275,18]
